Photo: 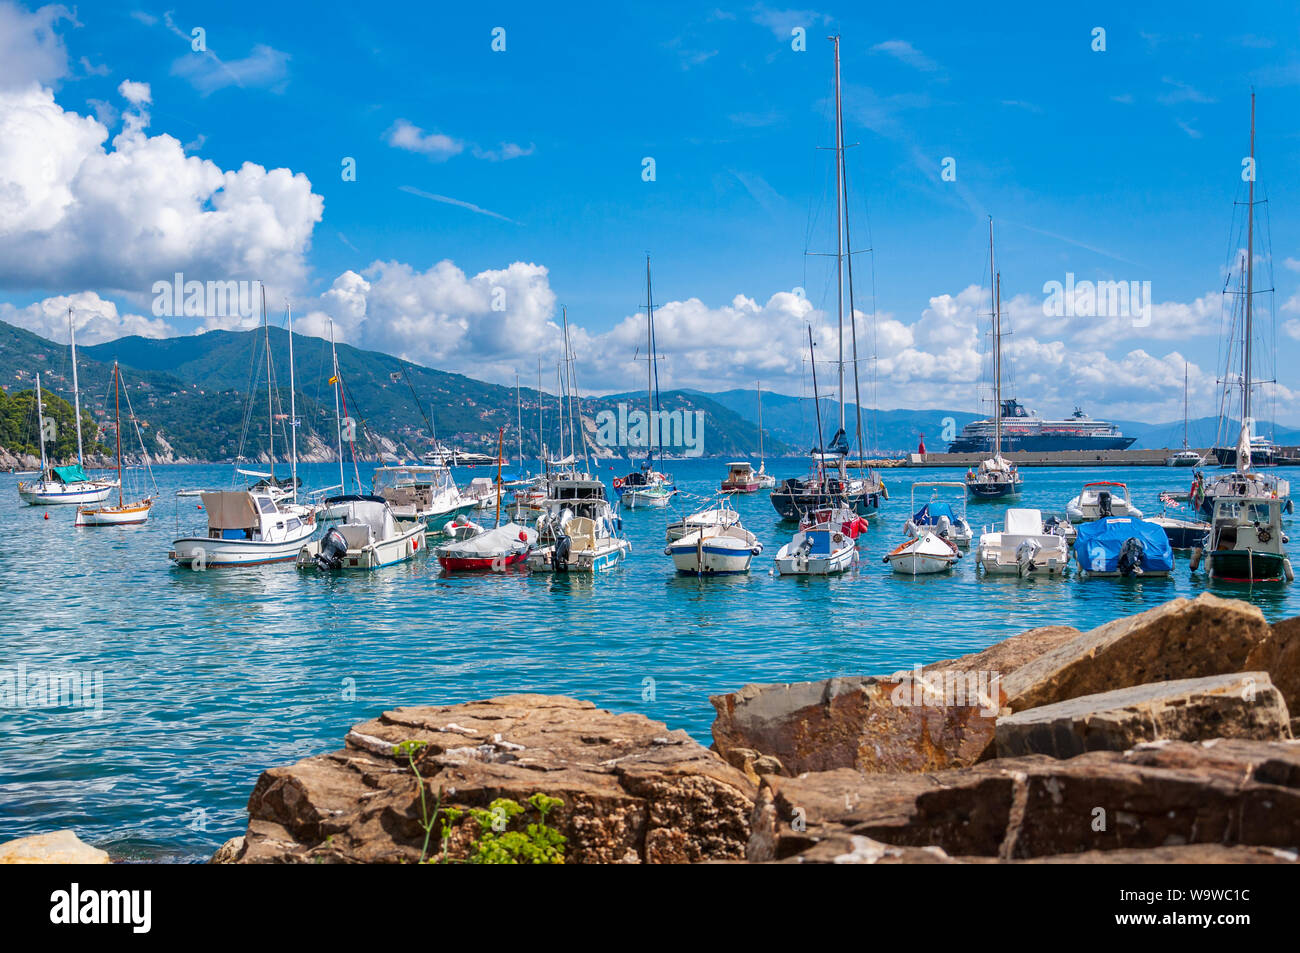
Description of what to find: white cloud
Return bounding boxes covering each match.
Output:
[0,1,74,90]
[0,82,323,294]
[170,42,289,96]
[0,290,175,344]
[870,39,939,72]
[117,78,150,105]
[386,119,463,160]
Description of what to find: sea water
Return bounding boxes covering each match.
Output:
[2,458,1296,861]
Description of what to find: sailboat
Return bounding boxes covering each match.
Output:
[722,381,777,492]
[1166,363,1203,466]
[1199,92,1290,516]
[169,285,317,567]
[615,256,677,509]
[965,220,1023,500]
[18,310,115,506]
[75,362,158,525]
[770,36,887,521]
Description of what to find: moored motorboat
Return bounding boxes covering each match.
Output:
[774,522,857,575]
[1073,517,1173,578]
[436,522,537,572]
[1066,481,1143,523]
[976,507,1068,576]
[527,476,631,572]
[883,530,961,575]
[904,481,973,548]
[666,524,762,575]
[666,497,743,542]
[721,461,761,493]
[296,495,424,571]
[372,464,477,531]
[1148,494,1210,551]
[1191,496,1293,583]
[171,490,317,568]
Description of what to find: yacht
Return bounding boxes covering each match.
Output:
[170,491,317,568]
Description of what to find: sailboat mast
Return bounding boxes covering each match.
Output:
[516,372,524,467]
[832,35,846,434]
[646,255,655,465]
[262,284,274,479]
[1243,89,1256,432]
[1183,362,1190,450]
[35,372,48,475]
[537,357,544,472]
[330,321,345,491]
[68,307,84,467]
[809,328,826,458]
[989,218,1001,458]
[287,302,298,502]
[757,380,764,466]
[114,362,123,507]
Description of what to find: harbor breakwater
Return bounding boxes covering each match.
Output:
[180,593,1297,864]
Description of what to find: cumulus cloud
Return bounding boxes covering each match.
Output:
[0,290,175,344]
[0,82,323,294]
[385,119,463,160]
[0,1,74,90]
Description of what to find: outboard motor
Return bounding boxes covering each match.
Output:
[1014,538,1041,576]
[314,527,349,571]
[1117,536,1145,577]
[935,515,952,539]
[551,533,572,572]
[1098,490,1113,517]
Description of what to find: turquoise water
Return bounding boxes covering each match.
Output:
[3,458,1298,861]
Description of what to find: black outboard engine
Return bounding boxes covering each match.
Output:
[1097,491,1113,517]
[314,527,349,571]
[551,533,572,572]
[1117,536,1145,577]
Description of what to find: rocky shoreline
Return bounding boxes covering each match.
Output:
[2,593,1297,864]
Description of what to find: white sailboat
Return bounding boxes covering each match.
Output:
[1165,363,1203,467]
[75,362,158,526]
[616,256,677,509]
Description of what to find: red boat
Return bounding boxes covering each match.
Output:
[721,461,761,493]
[435,523,536,572]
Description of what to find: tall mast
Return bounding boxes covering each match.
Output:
[989,217,1001,459]
[516,372,524,467]
[757,380,765,467]
[1243,89,1256,434]
[35,372,48,475]
[1183,362,1190,450]
[286,301,298,502]
[113,362,123,507]
[330,320,345,491]
[68,307,84,467]
[831,35,846,434]
[537,357,544,472]
[808,328,825,458]
[262,284,274,479]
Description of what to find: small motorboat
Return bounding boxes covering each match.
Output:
[666,498,743,542]
[442,514,484,540]
[1066,481,1143,523]
[295,495,424,571]
[1148,495,1210,550]
[615,462,677,508]
[171,490,317,568]
[720,461,762,493]
[975,508,1069,576]
[773,523,857,576]
[1074,517,1173,577]
[436,522,537,572]
[666,524,762,575]
[1191,496,1293,583]
[904,481,973,547]
[883,530,961,575]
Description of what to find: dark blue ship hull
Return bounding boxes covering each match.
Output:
[947,434,1135,453]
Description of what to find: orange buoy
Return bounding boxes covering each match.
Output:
[44,512,49,520]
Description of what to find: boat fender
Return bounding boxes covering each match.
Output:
[552,533,571,572]
[1285,558,1295,583]
[1117,536,1145,577]
[1287,499,1295,515]
[1190,546,1202,571]
[314,528,348,571]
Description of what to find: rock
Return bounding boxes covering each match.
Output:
[209,836,245,864]
[1246,616,1300,719]
[779,837,1295,864]
[996,672,1292,758]
[778,833,958,864]
[0,830,110,864]
[748,738,1300,862]
[1004,594,1270,713]
[235,695,755,864]
[709,628,1079,778]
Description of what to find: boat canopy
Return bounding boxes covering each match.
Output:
[200,491,261,530]
[912,502,960,525]
[51,464,90,484]
[1075,517,1174,573]
[335,499,397,541]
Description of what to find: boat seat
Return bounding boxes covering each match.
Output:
[565,517,597,553]
[337,524,373,548]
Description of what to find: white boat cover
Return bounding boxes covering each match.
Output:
[441,522,535,556]
[1004,508,1041,535]
[335,500,397,541]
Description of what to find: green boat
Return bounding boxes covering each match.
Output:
[1196,497,1293,584]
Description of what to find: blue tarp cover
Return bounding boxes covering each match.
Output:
[912,502,958,525]
[1075,517,1174,573]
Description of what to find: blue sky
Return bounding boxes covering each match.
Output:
[1,1,1298,423]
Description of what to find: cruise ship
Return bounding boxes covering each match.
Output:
[947,400,1135,453]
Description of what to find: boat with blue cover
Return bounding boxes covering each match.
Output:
[1074,517,1174,578]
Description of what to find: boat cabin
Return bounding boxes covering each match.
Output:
[200,491,305,543]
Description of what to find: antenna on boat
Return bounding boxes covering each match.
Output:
[329,320,345,492]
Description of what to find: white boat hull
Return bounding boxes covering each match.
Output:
[170,529,315,568]
[19,482,113,505]
[527,538,631,572]
[666,530,759,575]
[884,532,960,575]
[296,522,424,571]
[75,500,153,526]
[773,542,856,575]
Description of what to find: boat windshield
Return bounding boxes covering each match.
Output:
[1213,499,1277,524]
[372,466,453,492]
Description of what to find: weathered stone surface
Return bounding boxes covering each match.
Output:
[210,836,245,864]
[709,627,1079,778]
[996,672,1292,758]
[779,837,1296,864]
[0,830,110,864]
[748,739,1300,862]
[1246,616,1300,721]
[233,695,754,864]
[1004,594,1270,713]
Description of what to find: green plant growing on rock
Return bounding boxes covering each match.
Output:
[466,793,566,864]
[394,739,460,864]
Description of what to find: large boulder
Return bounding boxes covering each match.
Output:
[1004,594,1269,712]
[1246,616,1300,730]
[748,738,1300,862]
[0,830,110,864]
[779,835,1297,864]
[710,626,1079,777]
[230,695,755,864]
[996,672,1292,758]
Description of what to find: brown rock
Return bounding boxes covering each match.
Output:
[210,836,245,864]
[996,672,1292,758]
[1004,594,1270,712]
[0,830,110,864]
[1246,616,1300,718]
[924,625,1082,675]
[235,694,754,864]
[748,738,1300,862]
